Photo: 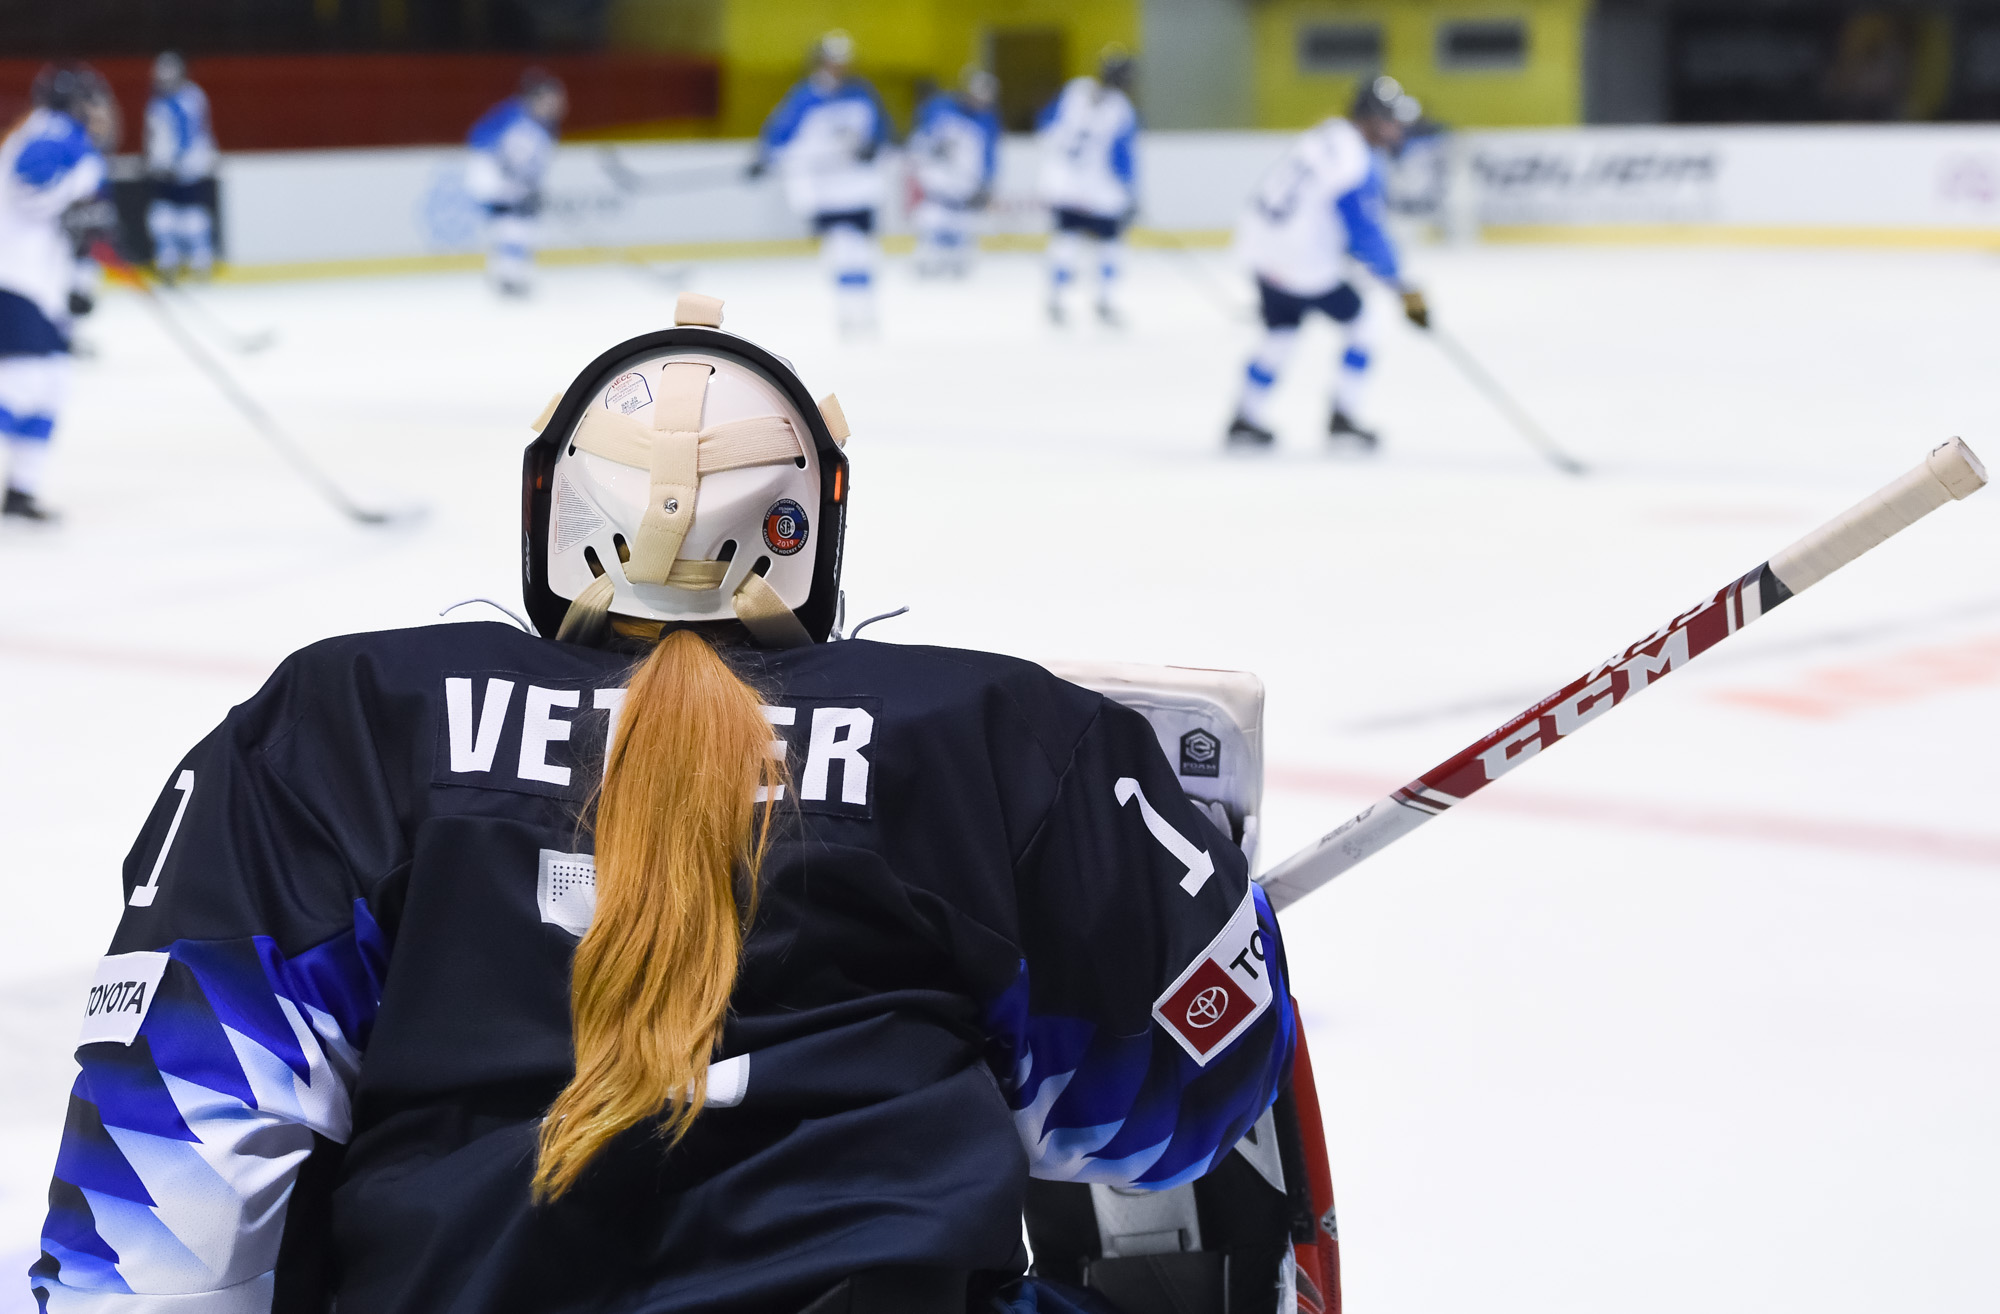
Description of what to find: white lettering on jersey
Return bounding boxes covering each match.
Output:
[129,769,194,909]
[1151,887,1273,1066]
[593,688,626,779]
[802,706,873,804]
[758,705,797,802]
[518,686,580,786]
[445,677,516,773]
[706,1053,750,1107]
[80,952,172,1047]
[1114,778,1216,896]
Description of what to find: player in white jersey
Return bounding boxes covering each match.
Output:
[1036,48,1138,325]
[464,70,566,297]
[1227,76,1431,451]
[751,32,893,334]
[907,67,1000,278]
[144,52,219,281]
[0,65,115,522]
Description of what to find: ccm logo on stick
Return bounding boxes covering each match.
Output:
[1152,888,1274,1065]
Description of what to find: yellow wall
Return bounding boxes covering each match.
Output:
[1254,0,1587,129]
[608,0,1139,136]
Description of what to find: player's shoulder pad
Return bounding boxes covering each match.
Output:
[236,621,601,734]
[794,640,1106,754]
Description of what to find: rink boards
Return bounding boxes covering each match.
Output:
[209,124,2000,278]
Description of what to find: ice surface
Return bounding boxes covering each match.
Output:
[2,243,1997,1311]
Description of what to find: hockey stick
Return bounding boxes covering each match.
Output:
[596,147,754,198]
[1425,324,1587,476]
[153,281,277,355]
[1146,229,1258,323]
[1258,437,1989,911]
[93,243,417,527]
[621,256,694,291]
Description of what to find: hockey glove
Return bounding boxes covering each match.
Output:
[1401,287,1431,330]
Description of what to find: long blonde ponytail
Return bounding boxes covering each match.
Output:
[533,629,783,1202]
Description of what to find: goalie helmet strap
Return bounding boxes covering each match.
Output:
[571,413,807,478]
[732,572,813,648]
[556,573,616,645]
[625,360,710,585]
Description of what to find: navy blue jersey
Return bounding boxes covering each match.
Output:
[32,623,1293,1313]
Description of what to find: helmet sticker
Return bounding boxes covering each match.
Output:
[764,499,810,555]
[605,371,653,414]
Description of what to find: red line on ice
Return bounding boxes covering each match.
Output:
[1269,765,2000,871]
[0,634,274,683]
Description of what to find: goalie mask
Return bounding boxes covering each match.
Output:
[522,294,850,646]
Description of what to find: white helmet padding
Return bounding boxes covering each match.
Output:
[522,297,850,644]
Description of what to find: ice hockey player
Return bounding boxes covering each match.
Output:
[29,294,1294,1312]
[0,65,116,523]
[1036,46,1139,326]
[1227,74,1431,451]
[465,69,567,297]
[143,51,219,282]
[751,32,893,335]
[907,66,1001,279]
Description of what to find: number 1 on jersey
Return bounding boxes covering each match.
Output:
[1115,777,1216,896]
[129,770,194,909]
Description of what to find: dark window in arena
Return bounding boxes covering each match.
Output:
[1437,20,1530,71]
[1297,23,1384,74]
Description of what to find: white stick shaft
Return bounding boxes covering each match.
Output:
[1259,437,1988,912]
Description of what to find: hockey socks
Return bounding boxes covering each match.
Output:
[1235,326,1299,428]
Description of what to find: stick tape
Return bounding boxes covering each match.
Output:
[1768,437,1986,596]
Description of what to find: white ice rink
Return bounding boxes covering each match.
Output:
[2,241,1997,1311]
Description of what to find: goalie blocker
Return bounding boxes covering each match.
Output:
[1033,663,1342,1314]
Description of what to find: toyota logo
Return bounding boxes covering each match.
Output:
[1185,986,1229,1029]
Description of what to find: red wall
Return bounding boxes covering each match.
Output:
[0,53,719,151]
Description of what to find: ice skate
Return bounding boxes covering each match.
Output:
[1328,409,1379,450]
[3,487,59,523]
[1225,416,1275,449]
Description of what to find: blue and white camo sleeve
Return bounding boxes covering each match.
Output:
[30,654,401,1311]
[985,700,1294,1191]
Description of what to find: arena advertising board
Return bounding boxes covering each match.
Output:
[210,125,2000,272]
[1463,125,2000,237]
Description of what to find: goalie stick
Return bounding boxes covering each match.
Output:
[1259,436,1989,912]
